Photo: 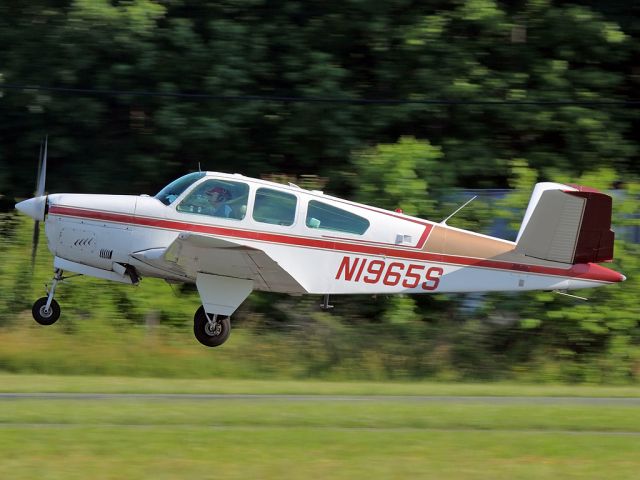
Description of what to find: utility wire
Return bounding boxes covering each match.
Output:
[2,83,640,106]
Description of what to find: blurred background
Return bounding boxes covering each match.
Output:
[0,0,638,384]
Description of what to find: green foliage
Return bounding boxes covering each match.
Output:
[353,136,443,217]
[4,161,639,383]
[0,1,638,383]
[1,1,638,197]
[0,214,201,331]
[479,171,640,384]
[494,159,538,233]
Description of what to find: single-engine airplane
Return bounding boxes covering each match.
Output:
[16,140,625,347]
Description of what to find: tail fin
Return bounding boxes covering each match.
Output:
[515,182,614,264]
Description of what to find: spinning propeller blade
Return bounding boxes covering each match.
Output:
[31,136,48,269]
[31,221,40,269]
[36,135,47,197]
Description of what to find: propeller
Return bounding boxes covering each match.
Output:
[14,136,49,270]
[36,135,48,197]
[31,136,48,268]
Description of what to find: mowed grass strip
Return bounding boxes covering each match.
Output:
[0,424,639,479]
[2,373,640,397]
[1,398,640,432]
[1,392,640,479]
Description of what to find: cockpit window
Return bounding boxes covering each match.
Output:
[155,172,206,205]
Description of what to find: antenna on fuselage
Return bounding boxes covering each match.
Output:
[440,195,477,225]
[198,162,202,173]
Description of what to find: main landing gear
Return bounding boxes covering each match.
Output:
[32,268,65,325]
[193,306,231,347]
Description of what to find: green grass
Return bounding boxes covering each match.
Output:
[1,376,639,479]
[2,373,640,397]
[2,398,640,432]
[1,426,638,480]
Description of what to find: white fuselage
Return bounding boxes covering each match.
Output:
[42,172,623,297]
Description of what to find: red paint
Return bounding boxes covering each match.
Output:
[402,264,425,289]
[335,256,361,281]
[335,257,444,291]
[567,262,624,283]
[565,184,603,194]
[383,262,405,286]
[355,258,367,282]
[565,190,615,263]
[363,260,385,284]
[49,205,624,284]
[422,267,443,291]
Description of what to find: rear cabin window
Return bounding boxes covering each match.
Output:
[306,200,370,235]
[176,179,249,220]
[253,188,297,226]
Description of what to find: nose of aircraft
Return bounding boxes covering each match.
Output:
[15,195,47,221]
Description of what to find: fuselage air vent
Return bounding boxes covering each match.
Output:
[99,249,113,260]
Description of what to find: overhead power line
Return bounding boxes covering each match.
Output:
[2,83,640,106]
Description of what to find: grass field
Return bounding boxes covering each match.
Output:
[3,373,640,396]
[0,375,639,479]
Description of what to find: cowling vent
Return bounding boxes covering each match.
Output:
[99,249,113,260]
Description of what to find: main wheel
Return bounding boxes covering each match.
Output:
[193,306,231,347]
[32,297,61,326]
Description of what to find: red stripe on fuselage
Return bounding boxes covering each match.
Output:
[48,205,622,283]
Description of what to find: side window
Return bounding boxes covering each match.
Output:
[176,179,249,220]
[306,200,370,235]
[253,188,297,226]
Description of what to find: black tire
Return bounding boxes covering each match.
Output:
[32,297,61,326]
[193,306,231,347]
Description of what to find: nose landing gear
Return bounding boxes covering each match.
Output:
[32,268,64,326]
[32,297,61,325]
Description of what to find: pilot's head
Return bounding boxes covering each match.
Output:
[206,187,231,204]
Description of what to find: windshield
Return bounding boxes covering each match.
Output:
[155,172,206,205]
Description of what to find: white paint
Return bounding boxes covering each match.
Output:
[15,195,47,221]
[27,172,620,310]
[196,273,253,316]
[53,256,133,284]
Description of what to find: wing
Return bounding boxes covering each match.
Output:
[131,232,306,294]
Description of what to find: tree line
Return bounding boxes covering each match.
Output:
[0,1,638,381]
[1,0,638,198]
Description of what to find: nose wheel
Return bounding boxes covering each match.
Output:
[193,306,231,347]
[31,268,65,326]
[32,297,61,325]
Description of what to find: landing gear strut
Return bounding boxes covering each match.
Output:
[32,268,64,325]
[320,294,334,310]
[193,306,231,347]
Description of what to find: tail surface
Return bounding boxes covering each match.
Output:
[515,182,615,264]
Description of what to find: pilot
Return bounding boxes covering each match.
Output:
[205,187,233,218]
